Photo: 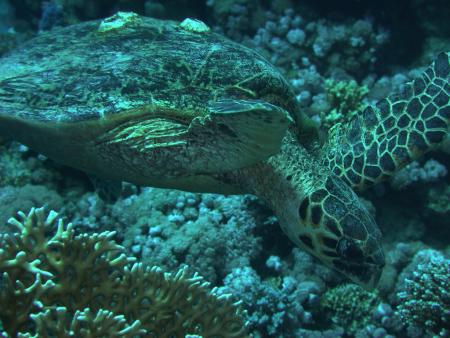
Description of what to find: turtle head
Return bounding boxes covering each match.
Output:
[294,175,385,288]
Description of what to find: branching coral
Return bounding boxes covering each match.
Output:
[18,307,145,338]
[321,283,380,334]
[320,79,369,129]
[0,207,248,337]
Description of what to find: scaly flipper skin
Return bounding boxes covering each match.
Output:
[222,131,385,288]
[322,52,449,191]
[224,53,449,288]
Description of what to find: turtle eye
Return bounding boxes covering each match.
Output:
[337,238,364,261]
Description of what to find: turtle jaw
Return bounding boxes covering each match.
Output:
[331,237,385,289]
[333,259,383,289]
[297,229,385,289]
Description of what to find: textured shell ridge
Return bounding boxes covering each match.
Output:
[0,13,299,188]
[0,15,296,126]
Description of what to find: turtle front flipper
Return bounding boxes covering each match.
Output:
[94,99,292,185]
[322,52,449,191]
[193,98,293,173]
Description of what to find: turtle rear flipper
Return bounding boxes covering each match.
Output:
[322,52,449,190]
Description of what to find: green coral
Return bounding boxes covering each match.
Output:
[321,79,369,129]
[321,283,380,334]
[0,207,248,337]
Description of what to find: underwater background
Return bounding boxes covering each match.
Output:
[0,0,449,337]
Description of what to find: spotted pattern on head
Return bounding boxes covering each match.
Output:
[322,52,449,191]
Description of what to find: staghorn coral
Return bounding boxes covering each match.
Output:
[0,207,248,337]
[18,307,145,338]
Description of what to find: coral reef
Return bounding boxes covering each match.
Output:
[247,7,388,76]
[221,266,322,337]
[395,249,450,337]
[426,183,450,214]
[390,159,448,190]
[320,79,369,129]
[0,208,247,337]
[321,284,380,335]
[0,184,62,228]
[110,189,264,284]
[0,1,449,337]
[0,143,60,188]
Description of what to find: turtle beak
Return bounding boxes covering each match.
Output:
[361,241,385,289]
[358,261,384,290]
[367,266,383,289]
[332,258,384,289]
[365,249,385,289]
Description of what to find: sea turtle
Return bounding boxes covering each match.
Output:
[0,12,448,288]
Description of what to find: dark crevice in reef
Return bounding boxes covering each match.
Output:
[296,0,450,72]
